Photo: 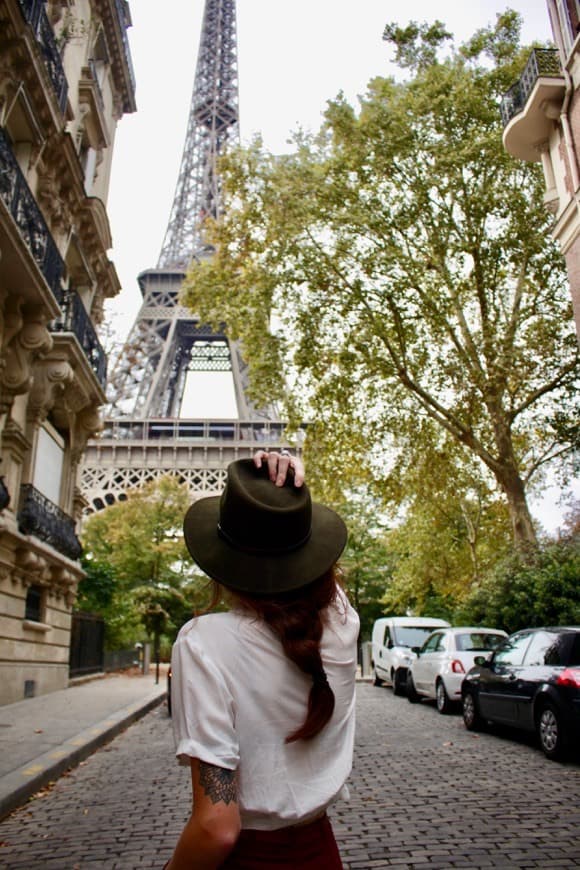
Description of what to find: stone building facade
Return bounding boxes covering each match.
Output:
[0,0,135,705]
[501,0,580,338]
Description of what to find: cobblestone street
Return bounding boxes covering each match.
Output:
[1,682,579,869]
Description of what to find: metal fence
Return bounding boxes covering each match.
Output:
[103,649,141,672]
[69,612,105,678]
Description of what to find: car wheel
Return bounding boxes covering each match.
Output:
[537,702,569,761]
[373,670,384,687]
[462,690,485,731]
[406,672,420,703]
[392,668,405,696]
[436,679,452,714]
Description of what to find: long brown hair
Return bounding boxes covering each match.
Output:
[224,566,341,743]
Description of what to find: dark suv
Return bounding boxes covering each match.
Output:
[462,626,580,760]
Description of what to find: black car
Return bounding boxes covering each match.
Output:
[462,626,580,760]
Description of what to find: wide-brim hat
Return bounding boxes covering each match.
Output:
[183,458,347,596]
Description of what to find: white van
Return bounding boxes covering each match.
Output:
[371,616,451,694]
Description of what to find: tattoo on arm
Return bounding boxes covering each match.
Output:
[198,762,238,805]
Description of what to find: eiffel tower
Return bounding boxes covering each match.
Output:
[81,0,290,511]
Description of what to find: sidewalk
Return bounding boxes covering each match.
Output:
[0,667,168,820]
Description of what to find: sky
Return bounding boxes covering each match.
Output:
[103,1,577,532]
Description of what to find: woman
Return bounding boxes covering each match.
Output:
[166,450,359,869]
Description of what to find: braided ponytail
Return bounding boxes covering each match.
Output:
[230,566,341,742]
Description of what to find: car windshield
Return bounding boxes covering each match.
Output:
[456,633,505,652]
[392,627,443,647]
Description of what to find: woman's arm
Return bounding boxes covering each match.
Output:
[166,759,241,870]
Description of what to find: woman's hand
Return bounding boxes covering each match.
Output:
[253,450,305,488]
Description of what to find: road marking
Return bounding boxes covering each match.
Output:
[22,764,44,776]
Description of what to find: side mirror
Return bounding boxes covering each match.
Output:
[474,655,490,667]
[411,646,421,655]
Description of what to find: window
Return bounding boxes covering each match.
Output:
[394,626,445,648]
[25,585,43,622]
[569,633,580,666]
[456,633,505,652]
[493,632,532,667]
[524,631,564,666]
[422,632,444,653]
[33,423,64,505]
[554,0,580,56]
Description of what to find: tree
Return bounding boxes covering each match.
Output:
[80,476,207,649]
[337,500,393,641]
[455,537,580,632]
[182,12,579,551]
[379,424,512,614]
[82,476,194,589]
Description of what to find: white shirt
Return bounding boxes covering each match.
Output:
[171,586,359,830]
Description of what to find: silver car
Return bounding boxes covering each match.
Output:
[407,627,508,713]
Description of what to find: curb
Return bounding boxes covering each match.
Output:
[0,689,166,821]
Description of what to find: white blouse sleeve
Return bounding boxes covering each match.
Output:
[170,624,239,770]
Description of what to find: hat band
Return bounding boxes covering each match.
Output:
[217,522,312,556]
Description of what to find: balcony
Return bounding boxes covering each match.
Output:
[501,49,565,162]
[0,127,65,305]
[17,0,68,114]
[18,484,82,561]
[50,290,108,389]
[99,418,297,446]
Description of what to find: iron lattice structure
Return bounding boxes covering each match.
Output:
[158,0,239,268]
[81,0,288,511]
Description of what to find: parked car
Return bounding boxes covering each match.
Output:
[371,616,450,695]
[407,627,508,713]
[462,626,580,760]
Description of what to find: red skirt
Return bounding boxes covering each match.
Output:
[220,814,343,869]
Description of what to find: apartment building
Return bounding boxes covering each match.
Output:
[501,0,580,337]
[0,0,135,704]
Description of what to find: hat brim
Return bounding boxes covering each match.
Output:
[183,496,347,595]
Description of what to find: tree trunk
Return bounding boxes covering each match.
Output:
[486,401,538,550]
[494,464,537,550]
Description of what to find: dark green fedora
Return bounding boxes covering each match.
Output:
[183,459,347,595]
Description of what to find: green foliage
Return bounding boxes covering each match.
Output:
[82,475,194,589]
[455,536,580,632]
[377,423,513,613]
[337,499,393,641]
[382,19,452,70]
[76,557,116,612]
[182,12,578,556]
[382,495,511,619]
[80,476,208,652]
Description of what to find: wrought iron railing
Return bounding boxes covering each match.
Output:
[51,290,108,389]
[0,127,64,304]
[18,484,82,561]
[17,0,68,113]
[99,418,296,446]
[500,48,563,127]
[113,0,136,96]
